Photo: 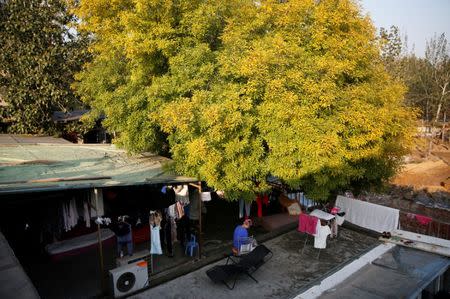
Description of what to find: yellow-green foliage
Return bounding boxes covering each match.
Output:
[74,0,415,200]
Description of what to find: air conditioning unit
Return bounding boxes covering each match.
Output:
[109,260,149,298]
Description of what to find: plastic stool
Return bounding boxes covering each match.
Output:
[185,234,199,257]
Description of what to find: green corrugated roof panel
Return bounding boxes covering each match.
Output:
[0,143,197,194]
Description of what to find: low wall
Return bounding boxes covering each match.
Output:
[358,195,450,240]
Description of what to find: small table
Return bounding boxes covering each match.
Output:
[310,209,335,221]
[310,209,337,238]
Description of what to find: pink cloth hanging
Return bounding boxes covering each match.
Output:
[298,214,318,235]
[298,214,308,233]
[306,216,318,235]
[415,214,432,226]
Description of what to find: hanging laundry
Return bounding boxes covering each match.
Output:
[174,185,190,204]
[314,224,331,249]
[189,190,200,220]
[175,202,184,219]
[238,199,252,219]
[298,214,318,235]
[336,195,399,233]
[68,198,79,231]
[256,194,269,218]
[62,201,69,232]
[83,201,91,228]
[168,204,177,219]
[150,225,162,255]
[415,214,433,226]
[89,189,104,217]
[149,211,162,227]
[200,192,212,202]
[406,213,415,220]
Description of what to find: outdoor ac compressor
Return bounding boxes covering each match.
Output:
[109,260,149,298]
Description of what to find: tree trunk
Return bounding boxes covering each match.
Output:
[434,82,448,124]
[434,101,442,123]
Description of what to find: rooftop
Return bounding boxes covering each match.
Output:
[0,134,197,194]
[130,227,379,299]
[318,245,450,299]
[0,231,39,299]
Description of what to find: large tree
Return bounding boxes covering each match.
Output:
[75,0,414,200]
[0,0,89,134]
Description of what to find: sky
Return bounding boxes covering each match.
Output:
[360,0,450,57]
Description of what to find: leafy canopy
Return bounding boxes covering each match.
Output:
[75,0,414,200]
[0,0,89,134]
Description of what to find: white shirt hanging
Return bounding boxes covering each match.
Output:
[314,224,331,249]
[174,185,189,204]
[200,192,212,202]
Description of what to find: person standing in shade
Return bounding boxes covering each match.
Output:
[115,216,133,258]
[232,219,252,255]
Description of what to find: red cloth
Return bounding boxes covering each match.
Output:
[415,214,432,226]
[298,214,308,233]
[256,194,269,218]
[298,214,318,235]
[330,206,340,215]
[306,216,318,235]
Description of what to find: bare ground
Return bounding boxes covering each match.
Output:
[391,138,450,193]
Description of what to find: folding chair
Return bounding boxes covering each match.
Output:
[206,244,273,290]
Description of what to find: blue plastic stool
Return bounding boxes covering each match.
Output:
[185,234,199,257]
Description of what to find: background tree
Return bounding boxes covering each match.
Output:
[379,29,450,123]
[379,25,405,79]
[403,35,450,123]
[75,0,414,200]
[423,34,450,123]
[0,0,89,134]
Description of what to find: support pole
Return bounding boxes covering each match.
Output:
[198,181,203,259]
[95,188,105,293]
[189,182,203,259]
[150,254,153,273]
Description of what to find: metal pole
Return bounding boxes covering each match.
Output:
[95,188,105,293]
[198,182,202,259]
[150,254,153,273]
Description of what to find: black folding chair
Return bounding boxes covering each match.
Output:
[206,244,273,290]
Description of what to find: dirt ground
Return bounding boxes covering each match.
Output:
[391,138,450,193]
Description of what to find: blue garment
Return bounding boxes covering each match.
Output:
[161,186,167,194]
[233,225,248,250]
[150,225,162,255]
[184,204,190,218]
[116,223,133,256]
[117,239,133,256]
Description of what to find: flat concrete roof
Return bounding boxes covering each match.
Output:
[130,227,379,299]
[319,246,450,299]
[0,231,40,299]
[0,135,197,194]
